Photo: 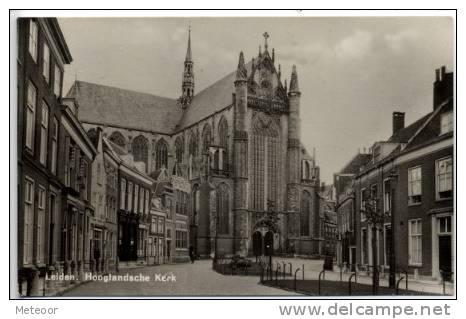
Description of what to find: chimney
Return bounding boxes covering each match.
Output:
[392,112,405,135]
[433,65,453,109]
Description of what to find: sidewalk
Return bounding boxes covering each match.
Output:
[271,257,454,295]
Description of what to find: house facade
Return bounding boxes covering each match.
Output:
[335,67,454,280]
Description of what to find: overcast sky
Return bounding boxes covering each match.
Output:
[58,16,453,184]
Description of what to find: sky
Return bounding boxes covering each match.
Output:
[58,16,453,184]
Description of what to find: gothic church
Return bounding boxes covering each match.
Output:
[68,30,323,258]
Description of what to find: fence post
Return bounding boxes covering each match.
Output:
[318,270,325,296]
[294,268,300,291]
[348,272,356,296]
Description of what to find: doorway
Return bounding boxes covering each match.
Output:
[439,235,452,280]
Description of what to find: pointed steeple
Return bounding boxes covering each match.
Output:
[180,25,194,108]
[185,24,192,62]
[235,51,248,83]
[289,65,300,94]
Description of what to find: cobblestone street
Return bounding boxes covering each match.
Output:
[62,259,300,297]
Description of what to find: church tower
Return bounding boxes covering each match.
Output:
[286,65,302,238]
[180,26,194,108]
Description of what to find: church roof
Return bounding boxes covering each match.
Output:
[175,61,253,131]
[67,81,181,134]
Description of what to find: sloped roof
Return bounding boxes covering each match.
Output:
[387,112,433,143]
[176,61,253,130]
[67,81,181,134]
[339,153,372,175]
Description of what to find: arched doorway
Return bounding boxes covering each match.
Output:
[252,231,263,258]
[264,231,274,256]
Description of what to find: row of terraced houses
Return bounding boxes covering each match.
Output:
[16,18,191,296]
[334,66,454,282]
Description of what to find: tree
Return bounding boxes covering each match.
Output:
[361,196,390,295]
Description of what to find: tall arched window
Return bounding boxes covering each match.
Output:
[301,190,311,236]
[188,132,198,157]
[218,118,228,150]
[192,184,200,226]
[201,123,212,153]
[250,116,281,211]
[109,131,126,148]
[155,138,168,171]
[216,183,230,234]
[132,135,149,172]
[175,136,184,163]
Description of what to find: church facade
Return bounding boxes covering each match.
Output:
[68,31,323,258]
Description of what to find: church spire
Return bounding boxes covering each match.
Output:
[185,24,192,62]
[180,25,194,109]
[289,65,300,94]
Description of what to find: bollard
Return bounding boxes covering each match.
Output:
[396,276,405,295]
[275,265,280,286]
[288,262,293,276]
[294,268,301,291]
[339,263,343,282]
[302,264,305,280]
[260,266,264,283]
[348,272,357,296]
[318,270,325,296]
[282,262,286,279]
[400,269,409,292]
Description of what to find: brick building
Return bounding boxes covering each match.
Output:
[17,18,98,296]
[335,67,454,280]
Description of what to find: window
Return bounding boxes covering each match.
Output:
[151,218,157,233]
[155,139,168,171]
[25,81,37,151]
[175,136,184,163]
[109,131,126,147]
[408,166,422,205]
[23,178,35,264]
[360,188,367,221]
[51,117,58,174]
[53,65,62,97]
[145,190,150,214]
[127,182,133,211]
[37,187,46,264]
[132,135,149,173]
[438,216,452,234]
[120,178,126,209]
[42,42,50,82]
[408,219,422,265]
[250,116,280,211]
[134,184,139,213]
[202,124,212,152]
[436,157,452,200]
[440,111,453,135]
[361,228,368,265]
[28,20,38,62]
[383,179,391,213]
[175,229,188,249]
[39,101,49,165]
[158,219,164,234]
[139,187,144,214]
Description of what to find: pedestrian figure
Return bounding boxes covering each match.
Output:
[189,246,195,264]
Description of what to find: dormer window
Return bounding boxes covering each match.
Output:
[440,111,453,135]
